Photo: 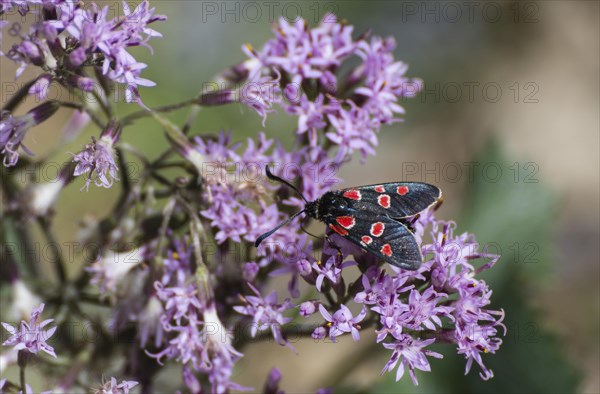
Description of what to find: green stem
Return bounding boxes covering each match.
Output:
[234,323,317,348]
[155,197,177,261]
[2,77,41,113]
[18,350,27,392]
[20,363,26,392]
[91,89,113,118]
[121,97,199,125]
[56,101,105,129]
[324,290,337,308]
[37,218,67,284]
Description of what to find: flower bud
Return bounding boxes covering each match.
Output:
[69,47,87,67]
[20,41,44,66]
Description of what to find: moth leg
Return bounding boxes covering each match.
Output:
[401,214,420,233]
[300,220,320,241]
[433,196,444,211]
[324,233,344,261]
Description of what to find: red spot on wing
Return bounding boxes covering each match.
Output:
[329,223,348,236]
[336,216,355,229]
[361,235,373,245]
[343,189,361,200]
[381,243,393,257]
[377,194,391,208]
[370,222,385,237]
[397,185,409,195]
[374,185,385,193]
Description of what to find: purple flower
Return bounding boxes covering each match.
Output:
[237,76,280,125]
[234,283,293,347]
[73,121,121,191]
[318,304,366,342]
[159,239,194,286]
[311,326,327,340]
[355,78,405,124]
[354,270,412,306]
[354,36,422,123]
[0,1,28,15]
[94,377,138,394]
[326,103,379,162]
[381,334,443,385]
[8,39,45,77]
[455,313,506,380]
[205,350,252,394]
[269,246,316,299]
[243,262,260,282]
[296,259,312,276]
[138,295,165,348]
[312,255,355,292]
[264,367,283,394]
[249,16,354,86]
[371,299,405,343]
[200,305,249,392]
[85,247,146,300]
[397,288,454,331]
[25,164,71,217]
[0,102,58,166]
[346,211,504,383]
[66,1,165,102]
[194,131,288,245]
[1,303,57,358]
[151,239,246,392]
[150,318,198,367]
[28,74,52,100]
[182,366,202,394]
[155,282,202,326]
[4,1,165,104]
[299,301,317,317]
[62,109,91,142]
[285,94,329,147]
[452,279,496,325]
[236,15,421,161]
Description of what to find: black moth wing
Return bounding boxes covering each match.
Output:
[323,182,440,270]
[336,182,441,219]
[335,213,423,270]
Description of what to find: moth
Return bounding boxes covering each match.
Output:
[255,166,442,270]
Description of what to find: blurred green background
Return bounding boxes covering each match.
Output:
[1,1,598,393]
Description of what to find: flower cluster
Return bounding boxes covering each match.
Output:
[176,129,334,297]
[233,283,294,347]
[93,378,139,394]
[1,0,165,103]
[146,239,250,393]
[0,101,58,166]
[309,211,505,384]
[72,120,121,191]
[217,15,422,162]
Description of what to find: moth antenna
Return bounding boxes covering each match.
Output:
[265,165,308,203]
[255,209,306,247]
